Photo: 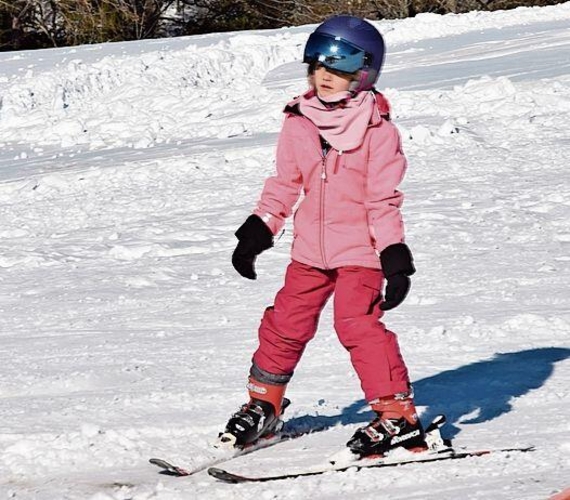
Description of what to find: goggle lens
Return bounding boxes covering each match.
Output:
[303,33,366,74]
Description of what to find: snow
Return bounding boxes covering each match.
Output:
[0,3,569,499]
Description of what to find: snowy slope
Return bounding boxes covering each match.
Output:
[0,4,569,499]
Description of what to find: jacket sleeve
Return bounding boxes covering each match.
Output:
[253,116,303,235]
[365,121,408,253]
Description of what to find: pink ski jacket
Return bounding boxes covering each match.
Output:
[254,92,408,271]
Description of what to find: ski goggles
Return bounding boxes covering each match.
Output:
[303,32,368,74]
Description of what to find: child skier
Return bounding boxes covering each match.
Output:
[222,15,426,458]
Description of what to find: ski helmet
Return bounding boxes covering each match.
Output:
[303,15,385,91]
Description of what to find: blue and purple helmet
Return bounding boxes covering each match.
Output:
[303,15,386,91]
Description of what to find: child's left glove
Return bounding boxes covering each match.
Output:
[232,215,274,280]
[379,243,416,311]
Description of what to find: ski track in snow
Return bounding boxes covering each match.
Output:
[0,4,569,499]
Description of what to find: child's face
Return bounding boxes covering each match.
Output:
[313,64,355,97]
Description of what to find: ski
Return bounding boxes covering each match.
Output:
[149,423,323,477]
[150,398,300,477]
[207,445,535,483]
[150,414,449,478]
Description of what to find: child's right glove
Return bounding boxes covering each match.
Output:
[379,243,416,311]
[232,215,274,280]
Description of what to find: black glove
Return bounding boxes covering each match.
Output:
[379,243,415,311]
[232,215,274,279]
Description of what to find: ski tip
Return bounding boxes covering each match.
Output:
[149,458,190,476]
[149,457,171,468]
[208,467,250,484]
[511,445,536,453]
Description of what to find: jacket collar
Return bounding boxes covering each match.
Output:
[284,89,391,124]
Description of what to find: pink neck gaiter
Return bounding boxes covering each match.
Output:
[299,89,375,152]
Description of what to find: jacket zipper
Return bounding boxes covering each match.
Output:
[319,149,329,269]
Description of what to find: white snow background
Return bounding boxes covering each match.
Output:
[1,3,569,499]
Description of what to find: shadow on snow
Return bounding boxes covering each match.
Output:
[285,347,570,439]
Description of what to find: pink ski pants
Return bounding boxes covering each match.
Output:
[252,260,411,401]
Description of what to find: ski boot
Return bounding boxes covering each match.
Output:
[218,377,289,448]
[347,391,427,458]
